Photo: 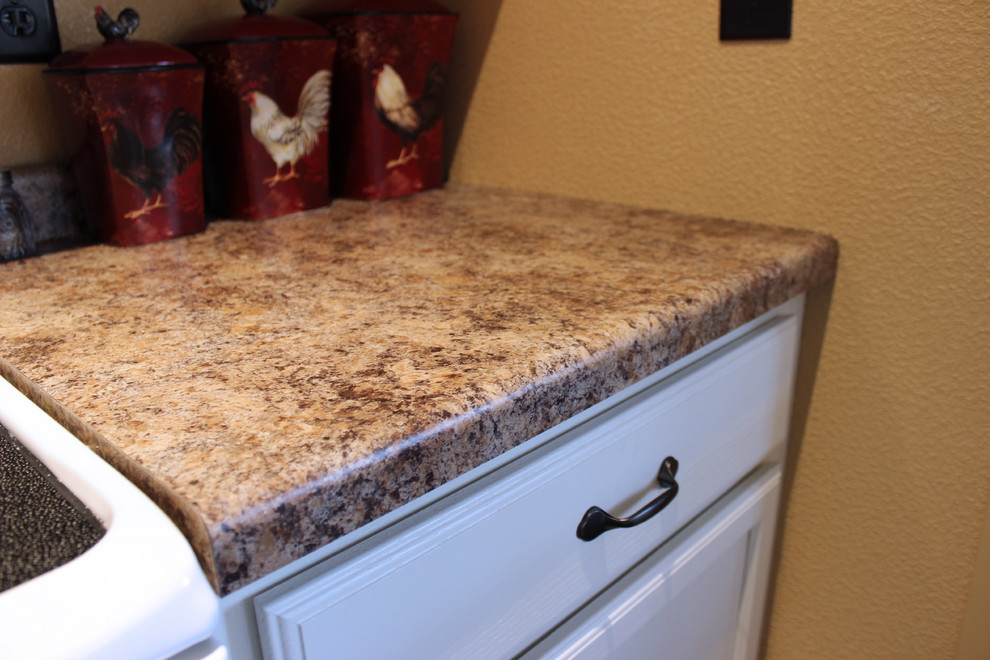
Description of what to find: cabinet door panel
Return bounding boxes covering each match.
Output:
[525,465,782,660]
[254,313,799,660]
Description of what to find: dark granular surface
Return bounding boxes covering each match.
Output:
[0,422,106,592]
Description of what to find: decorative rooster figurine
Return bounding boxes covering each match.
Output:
[94,5,139,39]
[240,0,277,13]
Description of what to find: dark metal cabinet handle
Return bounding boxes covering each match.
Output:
[576,457,679,541]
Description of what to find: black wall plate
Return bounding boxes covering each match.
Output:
[0,0,60,63]
[720,0,792,41]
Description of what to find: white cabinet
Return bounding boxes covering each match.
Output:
[232,298,803,660]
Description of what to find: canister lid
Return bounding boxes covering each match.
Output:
[300,0,455,16]
[47,7,200,72]
[181,0,330,44]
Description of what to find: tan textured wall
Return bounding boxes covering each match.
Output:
[446,1,990,658]
[1,0,988,657]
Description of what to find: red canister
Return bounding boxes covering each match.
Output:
[44,7,205,247]
[182,0,336,221]
[300,0,458,200]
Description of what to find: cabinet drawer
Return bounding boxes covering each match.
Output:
[523,464,783,660]
[255,312,800,660]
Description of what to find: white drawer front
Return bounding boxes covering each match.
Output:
[255,312,800,660]
[524,464,783,660]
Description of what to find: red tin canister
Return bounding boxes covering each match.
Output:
[300,0,458,200]
[43,7,205,247]
[182,0,336,221]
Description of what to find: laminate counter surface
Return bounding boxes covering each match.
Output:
[0,185,837,594]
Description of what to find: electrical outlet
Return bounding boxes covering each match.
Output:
[0,0,60,63]
[720,0,792,41]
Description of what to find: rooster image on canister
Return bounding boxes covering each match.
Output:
[242,70,331,188]
[181,0,336,221]
[300,0,458,200]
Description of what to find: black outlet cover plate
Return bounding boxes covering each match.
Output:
[0,0,60,63]
[720,0,792,40]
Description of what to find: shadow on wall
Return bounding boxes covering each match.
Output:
[759,278,837,658]
[441,0,504,181]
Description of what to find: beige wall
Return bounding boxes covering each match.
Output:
[446,1,990,658]
[1,0,988,657]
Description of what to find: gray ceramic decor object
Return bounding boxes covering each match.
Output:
[0,170,37,261]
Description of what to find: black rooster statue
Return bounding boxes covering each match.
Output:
[241,0,277,15]
[94,6,139,40]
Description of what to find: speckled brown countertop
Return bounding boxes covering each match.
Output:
[0,184,837,595]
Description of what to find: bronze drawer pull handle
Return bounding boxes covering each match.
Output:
[576,457,679,541]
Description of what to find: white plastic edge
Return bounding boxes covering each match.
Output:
[0,376,221,660]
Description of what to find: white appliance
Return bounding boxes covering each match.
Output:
[0,375,225,660]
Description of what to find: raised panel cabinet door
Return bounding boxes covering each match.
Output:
[524,464,782,660]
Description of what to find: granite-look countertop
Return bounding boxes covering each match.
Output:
[0,184,837,595]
